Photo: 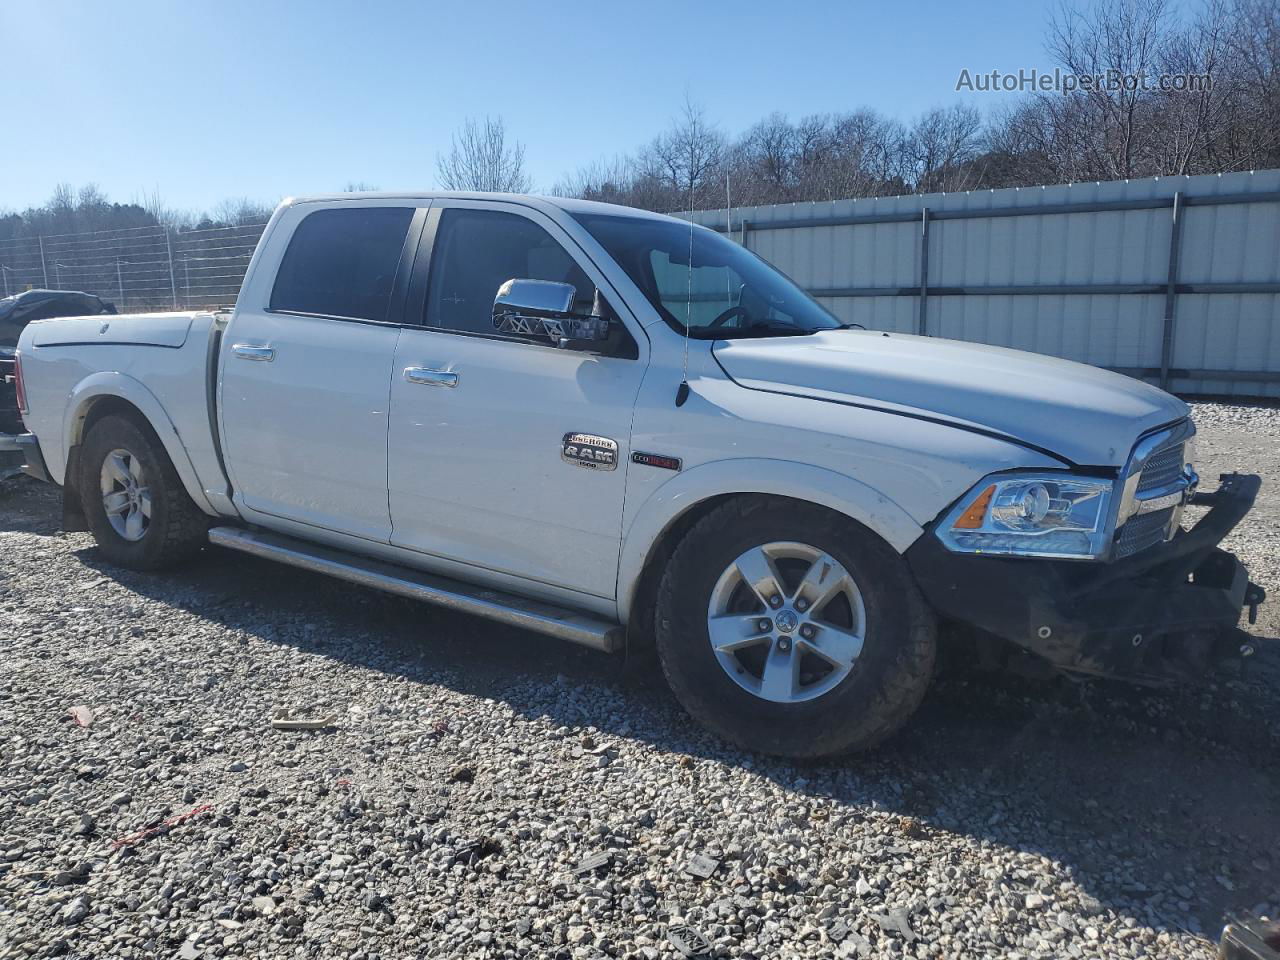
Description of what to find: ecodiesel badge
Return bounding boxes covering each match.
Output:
[561,433,618,471]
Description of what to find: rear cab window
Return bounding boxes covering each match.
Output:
[270,207,414,322]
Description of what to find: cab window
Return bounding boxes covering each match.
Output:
[425,209,595,334]
[270,206,413,322]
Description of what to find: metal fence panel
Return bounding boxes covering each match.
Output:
[688,169,1280,397]
[0,221,267,313]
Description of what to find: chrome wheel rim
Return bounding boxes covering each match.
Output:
[707,541,866,704]
[99,448,151,542]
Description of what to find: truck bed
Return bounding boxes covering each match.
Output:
[16,310,231,515]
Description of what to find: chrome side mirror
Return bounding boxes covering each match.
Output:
[492,279,611,346]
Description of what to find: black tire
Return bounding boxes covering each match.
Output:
[655,496,936,759]
[79,414,208,570]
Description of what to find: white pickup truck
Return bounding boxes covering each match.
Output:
[12,192,1265,757]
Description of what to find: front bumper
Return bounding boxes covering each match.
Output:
[907,473,1266,683]
[0,432,51,484]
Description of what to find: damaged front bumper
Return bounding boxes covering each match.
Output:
[908,473,1266,684]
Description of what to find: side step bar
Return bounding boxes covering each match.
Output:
[208,526,624,652]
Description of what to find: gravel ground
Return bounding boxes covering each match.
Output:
[1,402,1277,960]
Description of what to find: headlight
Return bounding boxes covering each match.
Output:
[936,473,1116,560]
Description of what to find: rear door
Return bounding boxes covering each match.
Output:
[386,201,648,599]
[219,201,425,541]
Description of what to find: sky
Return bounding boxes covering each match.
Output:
[2,0,1061,216]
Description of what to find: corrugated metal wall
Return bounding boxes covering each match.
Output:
[686,170,1280,397]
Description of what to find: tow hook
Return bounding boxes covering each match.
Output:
[1245,582,1267,625]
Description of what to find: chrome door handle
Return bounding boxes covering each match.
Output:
[404,367,458,388]
[231,344,275,362]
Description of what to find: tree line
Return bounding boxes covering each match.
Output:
[0,184,276,244]
[551,0,1279,211]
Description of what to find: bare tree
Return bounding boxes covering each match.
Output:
[436,117,531,193]
[907,105,985,192]
[978,0,1277,183]
[982,99,1066,185]
[1047,0,1173,179]
[212,197,272,226]
[136,188,195,231]
[1154,0,1233,174]
[733,112,799,203]
[1220,0,1280,166]
[780,111,910,200]
[639,98,726,210]
[551,156,642,204]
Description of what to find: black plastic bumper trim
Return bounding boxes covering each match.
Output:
[16,433,51,484]
[907,473,1263,682]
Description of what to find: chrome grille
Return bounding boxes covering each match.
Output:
[1136,441,1186,493]
[1113,419,1195,559]
[1115,507,1176,558]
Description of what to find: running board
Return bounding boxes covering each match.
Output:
[208,526,623,652]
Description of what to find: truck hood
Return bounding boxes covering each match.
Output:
[712,330,1189,467]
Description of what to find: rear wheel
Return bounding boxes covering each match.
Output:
[655,497,936,758]
[80,414,208,570]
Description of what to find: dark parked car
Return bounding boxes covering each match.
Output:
[1,290,115,475]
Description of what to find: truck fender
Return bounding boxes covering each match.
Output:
[616,458,925,623]
[61,372,217,516]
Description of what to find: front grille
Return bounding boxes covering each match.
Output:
[1136,441,1185,493]
[1114,507,1175,559]
[1112,419,1194,559]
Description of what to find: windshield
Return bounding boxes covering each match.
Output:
[572,213,842,339]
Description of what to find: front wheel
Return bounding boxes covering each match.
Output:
[655,497,936,758]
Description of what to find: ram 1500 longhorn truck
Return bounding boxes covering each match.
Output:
[12,192,1266,758]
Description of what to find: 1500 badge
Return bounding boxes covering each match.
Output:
[562,433,618,471]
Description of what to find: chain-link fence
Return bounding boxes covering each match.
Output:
[0,220,268,312]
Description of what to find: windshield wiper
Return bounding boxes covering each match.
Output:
[696,323,814,339]
[742,321,816,336]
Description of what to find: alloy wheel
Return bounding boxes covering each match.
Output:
[706,541,866,703]
[99,448,152,542]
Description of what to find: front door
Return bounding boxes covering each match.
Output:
[219,202,421,541]
[387,202,647,599]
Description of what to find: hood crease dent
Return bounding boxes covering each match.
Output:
[712,331,1189,468]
